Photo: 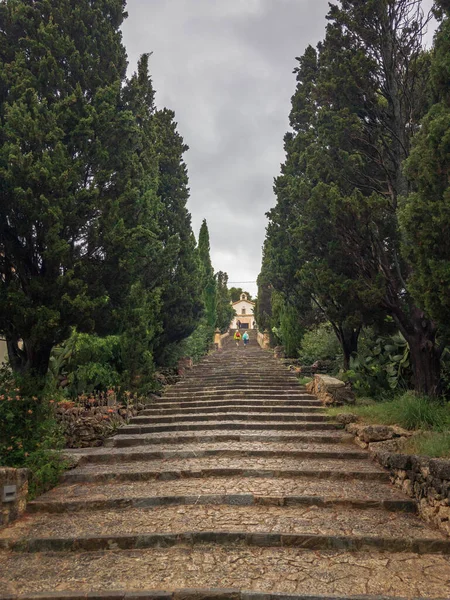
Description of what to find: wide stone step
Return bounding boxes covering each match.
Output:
[128,413,331,425]
[107,430,353,447]
[1,505,445,553]
[61,457,389,484]
[147,399,323,410]
[117,421,342,435]
[1,546,450,598]
[64,442,368,465]
[160,391,314,399]
[28,475,417,514]
[141,405,325,415]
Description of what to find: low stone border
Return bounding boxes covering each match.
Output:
[306,375,355,406]
[338,415,450,537]
[1,529,449,554]
[0,589,421,600]
[0,468,28,528]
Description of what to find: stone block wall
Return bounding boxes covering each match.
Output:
[306,374,355,405]
[374,451,450,537]
[0,467,28,528]
[339,416,450,537]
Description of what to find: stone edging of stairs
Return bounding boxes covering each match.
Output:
[0,590,443,600]
[334,416,450,538]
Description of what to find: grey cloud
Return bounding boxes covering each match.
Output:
[122,0,433,297]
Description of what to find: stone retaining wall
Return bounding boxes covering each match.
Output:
[0,467,28,528]
[339,416,450,537]
[306,374,355,406]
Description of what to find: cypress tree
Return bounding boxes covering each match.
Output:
[198,219,217,328]
[0,0,132,380]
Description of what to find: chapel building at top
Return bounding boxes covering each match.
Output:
[230,293,256,330]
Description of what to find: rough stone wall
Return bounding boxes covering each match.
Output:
[0,467,28,528]
[339,416,450,537]
[374,451,450,537]
[306,374,355,406]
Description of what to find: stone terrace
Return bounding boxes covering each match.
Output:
[1,332,449,600]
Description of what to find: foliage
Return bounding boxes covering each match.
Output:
[330,392,450,432]
[271,297,305,357]
[343,332,412,397]
[297,324,341,367]
[49,331,122,397]
[0,368,67,498]
[400,2,450,343]
[198,220,217,329]
[402,432,450,459]
[261,0,444,393]
[229,288,252,302]
[180,322,214,364]
[215,271,235,333]
[0,0,130,380]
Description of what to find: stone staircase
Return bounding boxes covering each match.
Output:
[1,342,449,599]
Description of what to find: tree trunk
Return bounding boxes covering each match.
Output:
[392,309,441,396]
[333,326,360,371]
[7,338,53,382]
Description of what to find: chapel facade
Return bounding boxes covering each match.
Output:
[230,293,256,330]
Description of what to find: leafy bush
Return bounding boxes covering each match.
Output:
[297,323,341,366]
[49,331,122,397]
[342,332,411,397]
[0,369,68,499]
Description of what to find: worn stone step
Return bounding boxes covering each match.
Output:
[159,392,314,401]
[117,422,342,435]
[63,443,368,465]
[141,405,325,415]
[107,431,353,447]
[2,545,450,597]
[28,476,417,512]
[147,399,323,410]
[1,505,445,553]
[61,457,389,484]
[128,413,331,425]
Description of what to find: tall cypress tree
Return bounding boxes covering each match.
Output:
[153,108,203,361]
[198,219,217,328]
[215,271,235,333]
[0,0,132,380]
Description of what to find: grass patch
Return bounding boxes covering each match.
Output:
[329,392,450,431]
[401,432,450,459]
[298,376,312,386]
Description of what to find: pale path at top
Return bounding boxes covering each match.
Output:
[1,331,450,599]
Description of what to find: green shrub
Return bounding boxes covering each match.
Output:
[298,323,341,366]
[49,331,122,397]
[0,370,68,499]
[342,332,411,397]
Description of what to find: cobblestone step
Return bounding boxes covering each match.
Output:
[107,431,353,447]
[118,422,343,435]
[63,444,368,465]
[61,457,389,484]
[28,477,418,511]
[128,413,331,425]
[141,405,325,415]
[3,341,449,599]
[1,505,448,557]
[1,546,450,598]
[147,399,323,409]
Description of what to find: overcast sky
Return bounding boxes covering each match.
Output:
[122,0,435,298]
